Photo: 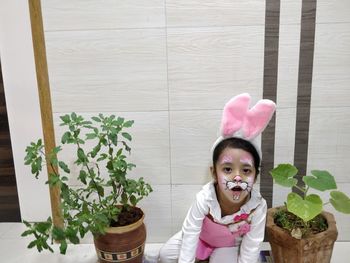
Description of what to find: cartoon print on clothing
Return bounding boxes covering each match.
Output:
[228,210,256,236]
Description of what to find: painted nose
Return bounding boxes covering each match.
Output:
[234,175,242,181]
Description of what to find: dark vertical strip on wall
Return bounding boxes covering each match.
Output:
[293,0,317,196]
[261,0,280,209]
[0,62,21,222]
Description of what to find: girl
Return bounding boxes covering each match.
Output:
[158,93,276,263]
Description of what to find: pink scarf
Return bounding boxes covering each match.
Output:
[196,216,251,260]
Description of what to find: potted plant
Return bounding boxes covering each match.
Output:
[266,163,350,263]
[21,113,152,263]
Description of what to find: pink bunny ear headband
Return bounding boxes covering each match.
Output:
[212,93,276,160]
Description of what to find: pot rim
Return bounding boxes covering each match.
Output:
[267,206,338,240]
[104,209,145,234]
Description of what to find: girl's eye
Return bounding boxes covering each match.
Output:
[223,167,232,173]
[242,168,252,174]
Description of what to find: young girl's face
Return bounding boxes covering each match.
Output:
[214,147,256,204]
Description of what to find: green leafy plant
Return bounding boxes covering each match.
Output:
[270,164,350,238]
[22,113,152,254]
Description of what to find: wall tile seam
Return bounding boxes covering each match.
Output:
[43,23,298,34]
[315,21,350,25]
[43,21,320,33]
[50,107,317,114]
[163,0,175,234]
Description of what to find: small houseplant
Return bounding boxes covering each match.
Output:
[21,113,152,262]
[267,163,350,263]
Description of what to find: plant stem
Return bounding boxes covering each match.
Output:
[105,129,119,205]
[76,139,104,207]
[293,184,306,194]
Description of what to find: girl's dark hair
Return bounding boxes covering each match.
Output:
[212,137,260,176]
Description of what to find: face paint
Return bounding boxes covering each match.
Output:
[215,148,257,204]
[219,155,234,165]
[218,174,254,201]
[240,153,253,167]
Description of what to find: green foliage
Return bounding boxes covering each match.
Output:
[330,191,350,214]
[270,164,350,222]
[270,164,298,187]
[303,170,337,191]
[274,208,328,238]
[22,113,152,254]
[287,193,323,222]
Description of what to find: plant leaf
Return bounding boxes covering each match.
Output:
[61,131,71,144]
[60,114,70,124]
[303,170,337,191]
[21,230,34,237]
[71,112,77,121]
[52,226,65,241]
[91,116,101,122]
[130,195,137,206]
[115,117,124,126]
[77,148,87,163]
[122,132,132,141]
[287,193,323,222]
[59,161,70,173]
[330,191,350,214]
[270,164,298,187]
[79,170,87,185]
[27,240,37,249]
[59,240,68,254]
[86,133,97,140]
[123,120,134,128]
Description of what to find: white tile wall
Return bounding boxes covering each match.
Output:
[138,185,173,242]
[317,0,350,23]
[167,26,264,110]
[42,0,165,31]
[276,24,300,108]
[45,29,168,112]
[273,107,297,208]
[170,110,220,185]
[308,107,350,183]
[171,184,203,233]
[280,0,302,25]
[274,107,297,166]
[312,23,350,108]
[166,0,265,27]
[7,0,347,243]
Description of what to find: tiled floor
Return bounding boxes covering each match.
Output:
[0,223,348,262]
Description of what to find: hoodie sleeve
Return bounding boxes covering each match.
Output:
[238,199,267,263]
[179,191,209,263]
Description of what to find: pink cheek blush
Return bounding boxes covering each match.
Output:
[246,176,255,186]
[218,174,228,185]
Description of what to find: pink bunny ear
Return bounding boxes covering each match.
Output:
[220,93,251,137]
[242,99,276,140]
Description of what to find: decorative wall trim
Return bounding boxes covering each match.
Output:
[293,0,317,195]
[261,0,280,208]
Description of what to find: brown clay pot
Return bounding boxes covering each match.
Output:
[94,209,146,263]
[266,207,338,263]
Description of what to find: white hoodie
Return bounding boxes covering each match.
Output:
[179,181,267,263]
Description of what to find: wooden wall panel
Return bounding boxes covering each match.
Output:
[0,63,21,222]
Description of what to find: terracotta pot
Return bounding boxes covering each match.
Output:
[266,207,338,263]
[94,209,146,263]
